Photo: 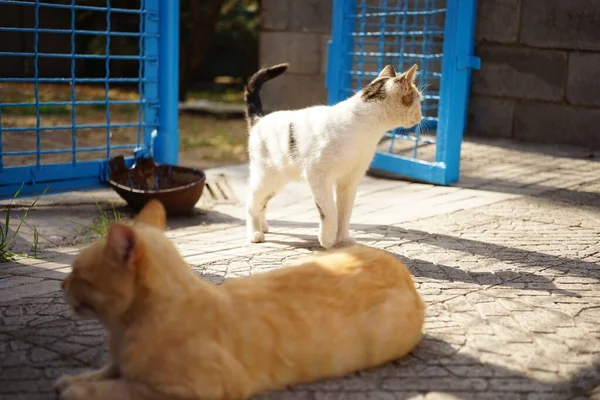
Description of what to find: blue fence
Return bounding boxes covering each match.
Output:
[327,0,479,185]
[0,0,179,200]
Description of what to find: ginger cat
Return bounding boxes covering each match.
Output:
[56,200,425,400]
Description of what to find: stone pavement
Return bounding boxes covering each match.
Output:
[1,138,600,400]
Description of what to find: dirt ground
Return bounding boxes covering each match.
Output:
[0,83,249,169]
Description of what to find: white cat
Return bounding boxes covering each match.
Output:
[244,63,422,249]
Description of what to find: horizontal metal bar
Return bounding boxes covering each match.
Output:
[0,159,103,186]
[370,152,448,185]
[0,177,105,200]
[0,1,144,14]
[350,67,443,77]
[0,77,153,83]
[1,122,149,132]
[353,40,444,48]
[2,144,137,156]
[0,52,146,60]
[341,87,441,100]
[349,51,444,59]
[384,133,437,145]
[351,30,444,38]
[353,9,446,18]
[0,27,155,38]
[2,100,143,107]
[0,159,136,197]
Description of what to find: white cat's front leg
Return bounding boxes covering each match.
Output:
[307,171,337,249]
[335,177,359,246]
[246,168,281,243]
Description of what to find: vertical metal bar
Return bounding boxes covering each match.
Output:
[412,0,430,159]
[153,0,179,165]
[136,0,145,148]
[328,0,356,105]
[143,0,159,151]
[435,0,479,184]
[389,0,409,153]
[327,0,346,104]
[399,0,408,71]
[0,108,3,170]
[356,0,367,90]
[34,0,41,166]
[377,0,387,73]
[70,0,77,164]
[104,0,112,160]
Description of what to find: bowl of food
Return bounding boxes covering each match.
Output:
[108,155,206,215]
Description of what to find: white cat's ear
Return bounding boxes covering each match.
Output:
[377,64,397,79]
[106,223,140,267]
[134,199,167,231]
[406,64,418,83]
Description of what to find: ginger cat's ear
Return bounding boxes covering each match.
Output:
[377,64,397,79]
[134,199,167,231]
[106,223,140,267]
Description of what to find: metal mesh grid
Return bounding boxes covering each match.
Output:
[346,0,445,161]
[0,0,158,169]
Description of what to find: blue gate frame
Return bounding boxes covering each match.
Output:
[0,0,179,200]
[326,0,480,185]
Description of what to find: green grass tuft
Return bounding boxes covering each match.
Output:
[0,184,47,263]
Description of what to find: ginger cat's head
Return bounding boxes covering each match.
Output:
[360,64,422,129]
[61,200,168,326]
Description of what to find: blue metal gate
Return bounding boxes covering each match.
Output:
[0,0,179,200]
[327,0,479,185]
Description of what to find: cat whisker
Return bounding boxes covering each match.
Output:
[418,83,431,97]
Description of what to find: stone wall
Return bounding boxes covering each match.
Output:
[259,0,600,149]
[469,0,600,149]
[259,0,331,111]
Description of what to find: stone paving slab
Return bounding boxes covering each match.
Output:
[1,138,600,399]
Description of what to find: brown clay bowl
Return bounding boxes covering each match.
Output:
[108,155,206,215]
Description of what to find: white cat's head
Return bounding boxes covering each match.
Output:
[359,64,422,128]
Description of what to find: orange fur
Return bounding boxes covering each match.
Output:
[56,200,425,400]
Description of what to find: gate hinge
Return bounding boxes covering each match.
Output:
[457,55,481,70]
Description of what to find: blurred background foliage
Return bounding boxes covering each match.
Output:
[73,0,259,101]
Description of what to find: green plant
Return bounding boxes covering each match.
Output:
[88,199,122,238]
[32,227,39,259]
[0,184,47,263]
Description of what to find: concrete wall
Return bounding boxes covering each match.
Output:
[469,0,600,149]
[259,0,600,149]
[259,0,331,111]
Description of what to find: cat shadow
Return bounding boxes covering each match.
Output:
[194,271,227,285]
[265,221,590,297]
[4,305,598,399]
[260,334,598,399]
[166,208,241,230]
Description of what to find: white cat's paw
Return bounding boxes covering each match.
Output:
[249,231,265,243]
[319,232,337,249]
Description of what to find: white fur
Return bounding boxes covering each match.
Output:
[246,65,422,249]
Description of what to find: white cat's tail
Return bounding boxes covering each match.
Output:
[244,63,289,126]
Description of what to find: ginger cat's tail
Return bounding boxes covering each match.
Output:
[244,63,288,126]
